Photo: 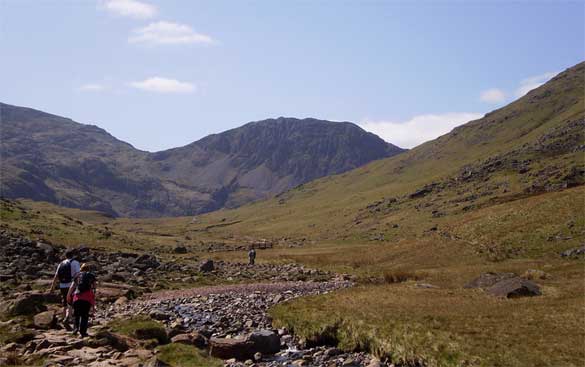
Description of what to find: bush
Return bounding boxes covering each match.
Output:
[382,270,420,284]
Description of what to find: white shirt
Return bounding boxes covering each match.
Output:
[56,259,81,289]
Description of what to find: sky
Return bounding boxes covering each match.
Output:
[1,0,583,151]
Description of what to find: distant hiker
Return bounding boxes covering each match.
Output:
[67,263,97,338]
[50,249,80,327]
[248,248,256,265]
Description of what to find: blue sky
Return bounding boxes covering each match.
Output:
[1,0,583,151]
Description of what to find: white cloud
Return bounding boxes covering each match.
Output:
[101,0,157,19]
[360,112,483,149]
[78,83,107,92]
[129,21,215,45]
[515,71,557,97]
[480,88,506,103]
[129,77,195,93]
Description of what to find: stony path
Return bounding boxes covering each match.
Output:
[98,278,386,367]
[2,278,389,367]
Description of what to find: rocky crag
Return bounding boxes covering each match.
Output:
[0,105,404,217]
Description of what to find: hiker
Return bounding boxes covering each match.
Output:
[248,248,256,265]
[50,249,80,326]
[67,263,97,337]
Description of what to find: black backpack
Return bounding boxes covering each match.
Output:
[76,272,95,293]
[57,260,72,283]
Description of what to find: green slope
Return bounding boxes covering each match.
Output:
[196,62,584,246]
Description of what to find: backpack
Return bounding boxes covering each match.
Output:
[76,272,95,293]
[57,260,72,283]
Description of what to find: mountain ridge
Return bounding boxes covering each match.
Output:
[0,105,404,217]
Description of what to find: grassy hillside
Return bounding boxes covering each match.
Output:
[190,62,583,244]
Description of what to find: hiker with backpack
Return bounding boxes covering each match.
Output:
[49,249,80,327]
[67,263,97,338]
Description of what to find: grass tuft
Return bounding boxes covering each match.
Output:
[156,343,223,367]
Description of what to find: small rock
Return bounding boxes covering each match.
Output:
[209,337,255,360]
[33,310,56,329]
[199,259,214,272]
[247,330,280,354]
[173,246,188,254]
[170,332,207,349]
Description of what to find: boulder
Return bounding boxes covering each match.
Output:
[91,330,135,352]
[33,310,56,329]
[5,292,50,316]
[247,330,280,354]
[487,277,541,298]
[199,259,214,272]
[170,332,208,349]
[209,337,255,360]
[173,246,188,254]
[134,254,160,270]
[464,272,517,289]
[149,310,171,321]
[560,245,585,258]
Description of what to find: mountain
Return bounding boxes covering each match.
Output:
[0,106,404,217]
[196,61,585,244]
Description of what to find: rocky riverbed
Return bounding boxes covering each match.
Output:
[0,230,389,366]
[97,280,390,367]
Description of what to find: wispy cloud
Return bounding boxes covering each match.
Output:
[479,88,506,103]
[360,112,483,149]
[129,21,215,45]
[129,77,195,93]
[78,83,107,92]
[101,0,157,19]
[515,71,557,97]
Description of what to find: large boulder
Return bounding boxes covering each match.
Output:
[247,330,280,354]
[199,259,214,272]
[487,277,541,298]
[3,292,57,316]
[33,310,56,329]
[209,337,255,360]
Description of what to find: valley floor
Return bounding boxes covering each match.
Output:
[1,186,584,366]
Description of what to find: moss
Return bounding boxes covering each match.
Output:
[156,344,223,367]
[108,316,168,344]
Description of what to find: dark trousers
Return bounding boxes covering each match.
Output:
[73,300,91,336]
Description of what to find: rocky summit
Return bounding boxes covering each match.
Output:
[0,106,404,217]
